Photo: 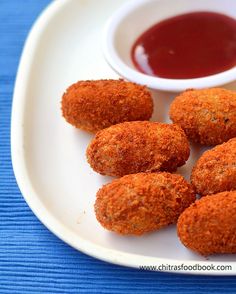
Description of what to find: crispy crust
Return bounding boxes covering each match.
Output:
[95,172,195,235]
[169,88,236,145]
[86,121,190,177]
[61,79,153,132]
[177,191,236,255]
[191,138,236,196]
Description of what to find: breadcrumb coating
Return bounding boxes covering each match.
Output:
[61,79,153,132]
[86,121,190,177]
[95,172,195,235]
[191,138,236,196]
[169,88,236,145]
[177,191,236,255]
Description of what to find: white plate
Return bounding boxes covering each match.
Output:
[12,0,236,275]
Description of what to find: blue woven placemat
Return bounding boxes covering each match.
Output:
[1,1,236,293]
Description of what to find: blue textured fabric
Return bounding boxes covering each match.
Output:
[1,1,236,293]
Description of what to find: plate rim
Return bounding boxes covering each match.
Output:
[11,0,236,275]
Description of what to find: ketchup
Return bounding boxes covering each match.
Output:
[131,12,236,79]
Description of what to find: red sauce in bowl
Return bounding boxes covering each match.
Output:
[131,12,236,79]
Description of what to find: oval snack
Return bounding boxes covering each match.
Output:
[177,191,236,255]
[191,138,236,196]
[61,79,153,132]
[169,88,236,145]
[86,121,190,177]
[95,172,195,235]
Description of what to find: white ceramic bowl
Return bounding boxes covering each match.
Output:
[103,0,236,92]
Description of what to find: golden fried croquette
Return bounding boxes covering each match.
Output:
[177,191,236,255]
[191,138,236,196]
[61,79,153,132]
[169,88,236,145]
[95,172,195,235]
[86,121,190,177]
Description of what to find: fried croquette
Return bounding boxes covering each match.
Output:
[86,121,190,177]
[169,88,236,145]
[61,79,153,132]
[177,191,236,255]
[191,138,236,196]
[95,172,195,235]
